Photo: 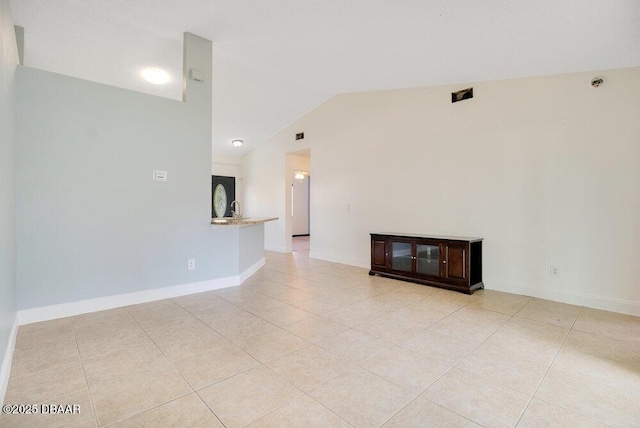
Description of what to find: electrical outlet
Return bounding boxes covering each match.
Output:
[550,265,559,278]
[188,259,196,271]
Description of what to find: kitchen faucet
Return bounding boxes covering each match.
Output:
[230,200,242,220]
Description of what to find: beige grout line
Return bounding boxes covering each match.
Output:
[375,296,537,427]
[512,304,584,427]
[69,319,100,428]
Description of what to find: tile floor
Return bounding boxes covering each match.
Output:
[292,236,310,252]
[2,250,640,427]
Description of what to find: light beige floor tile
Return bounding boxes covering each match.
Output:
[322,302,390,328]
[0,388,96,428]
[355,311,428,343]
[234,296,289,313]
[247,394,351,428]
[429,308,509,345]
[71,308,141,334]
[211,286,263,302]
[514,298,582,328]
[413,290,478,314]
[262,270,303,284]
[387,304,449,327]
[247,304,313,327]
[146,322,227,362]
[234,328,310,362]
[71,308,133,330]
[535,367,640,426]
[281,314,350,343]
[517,398,606,428]
[5,361,87,404]
[382,395,481,428]
[197,365,303,428]
[378,284,437,304]
[480,317,568,366]
[172,292,229,313]
[174,341,259,390]
[266,345,353,392]
[109,393,223,428]
[252,281,314,303]
[8,253,640,428]
[126,298,177,315]
[15,318,74,350]
[550,330,640,394]
[316,329,391,364]
[360,346,458,394]
[82,340,169,387]
[465,290,532,315]
[400,329,476,361]
[194,305,275,340]
[573,307,640,342]
[128,302,195,332]
[358,294,415,313]
[292,296,348,314]
[309,366,416,427]
[455,343,549,395]
[75,324,153,360]
[424,368,530,428]
[10,335,80,376]
[216,289,285,309]
[89,364,191,427]
[329,286,386,303]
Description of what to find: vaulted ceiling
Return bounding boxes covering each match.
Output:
[11,0,640,155]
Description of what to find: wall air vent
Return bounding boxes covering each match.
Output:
[295,132,304,140]
[452,87,473,103]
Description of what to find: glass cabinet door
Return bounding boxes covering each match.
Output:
[416,243,440,277]
[391,241,413,272]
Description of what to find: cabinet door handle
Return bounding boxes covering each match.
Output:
[443,260,447,264]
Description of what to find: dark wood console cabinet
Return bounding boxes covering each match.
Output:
[370,233,483,294]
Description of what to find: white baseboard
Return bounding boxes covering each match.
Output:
[487,281,640,317]
[0,313,19,406]
[240,258,265,282]
[308,251,369,269]
[18,258,265,326]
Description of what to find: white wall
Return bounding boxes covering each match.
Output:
[244,67,640,315]
[0,0,18,400]
[243,136,288,251]
[14,34,239,310]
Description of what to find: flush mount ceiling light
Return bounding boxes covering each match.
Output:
[141,67,170,85]
[294,172,305,180]
[231,139,243,147]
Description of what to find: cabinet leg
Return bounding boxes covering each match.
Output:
[368,271,376,276]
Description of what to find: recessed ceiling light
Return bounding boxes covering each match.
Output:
[141,68,170,85]
[232,139,243,147]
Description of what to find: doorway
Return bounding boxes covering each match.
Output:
[292,171,310,251]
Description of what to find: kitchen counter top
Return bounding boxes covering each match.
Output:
[211,217,278,227]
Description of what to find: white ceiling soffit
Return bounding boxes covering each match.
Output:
[12,0,640,155]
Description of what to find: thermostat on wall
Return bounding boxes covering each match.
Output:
[153,170,167,181]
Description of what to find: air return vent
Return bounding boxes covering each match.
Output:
[452,87,473,103]
[295,132,304,140]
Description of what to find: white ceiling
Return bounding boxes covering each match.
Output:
[11,0,640,155]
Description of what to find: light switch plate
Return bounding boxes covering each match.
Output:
[153,170,167,181]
